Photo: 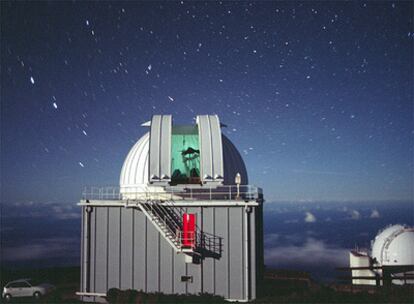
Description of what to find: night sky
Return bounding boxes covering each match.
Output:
[1,1,413,204]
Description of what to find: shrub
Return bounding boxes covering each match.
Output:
[106,288,121,304]
[105,289,226,304]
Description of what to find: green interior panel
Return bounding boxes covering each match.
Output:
[171,125,200,185]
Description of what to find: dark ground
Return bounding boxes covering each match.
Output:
[0,267,81,303]
[1,267,413,303]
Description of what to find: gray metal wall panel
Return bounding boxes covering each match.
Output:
[229,208,244,300]
[90,209,96,292]
[250,208,256,299]
[108,208,121,289]
[214,207,229,298]
[255,205,264,292]
[173,251,186,294]
[133,210,146,291]
[201,207,215,294]
[187,262,201,295]
[160,236,173,293]
[94,208,108,293]
[120,208,133,290]
[209,115,224,179]
[149,115,161,180]
[160,115,172,180]
[146,222,160,292]
[81,204,261,301]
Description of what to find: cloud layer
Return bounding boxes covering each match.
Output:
[349,209,361,220]
[304,212,317,223]
[370,209,381,218]
[265,237,349,267]
[3,201,80,220]
[1,237,79,262]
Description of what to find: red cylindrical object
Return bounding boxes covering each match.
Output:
[182,213,195,248]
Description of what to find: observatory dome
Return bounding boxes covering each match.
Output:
[119,132,150,191]
[371,224,414,266]
[119,116,248,197]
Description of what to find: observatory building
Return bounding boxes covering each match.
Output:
[77,115,264,302]
[349,224,414,286]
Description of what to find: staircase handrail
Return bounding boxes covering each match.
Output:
[160,200,222,255]
[144,201,181,241]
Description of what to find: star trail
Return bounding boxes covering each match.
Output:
[1,1,413,204]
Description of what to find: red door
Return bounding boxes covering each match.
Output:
[182,213,195,248]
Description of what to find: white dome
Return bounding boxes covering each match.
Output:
[119,132,149,194]
[371,225,414,266]
[119,132,248,195]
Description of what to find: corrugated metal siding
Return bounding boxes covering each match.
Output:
[160,236,173,293]
[173,247,186,294]
[94,208,108,293]
[250,207,257,299]
[133,211,146,291]
[229,207,244,299]
[213,207,228,297]
[146,221,160,292]
[202,207,215,294]
[107,208,121,289]
[256,204,264,292]
[89,208,96,292]
[120,208,133,290]
[81,204,262,301]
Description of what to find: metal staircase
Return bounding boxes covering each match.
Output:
[125,200,222,257]
[126,200,194,253]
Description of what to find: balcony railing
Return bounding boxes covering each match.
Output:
[81,185,263,201]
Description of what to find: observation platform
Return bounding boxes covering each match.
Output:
[80,184,263,206]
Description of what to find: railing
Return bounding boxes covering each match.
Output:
[138,201,182,249]
[177,231,196,249]
[126,199,222,255]
[336,264,414,286]
[82,185,263,201]
[162,199,222,255]
[82,186,121,200]
[81,185,244,255]
[198,231,222,256]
